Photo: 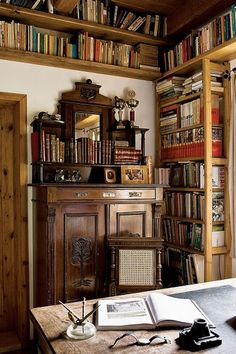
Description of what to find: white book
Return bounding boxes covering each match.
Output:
[189,254,204,283]
[96,293,214,330]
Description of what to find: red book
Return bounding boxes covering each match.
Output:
[31,131,39,163]
[200,94,220,123]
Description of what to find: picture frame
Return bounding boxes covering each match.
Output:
[104,168,117,184]
[121,165,148,184]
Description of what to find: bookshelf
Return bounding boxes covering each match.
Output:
[0,3,169,80]
[156,56,232,284]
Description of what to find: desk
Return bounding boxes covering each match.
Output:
[30,278,236,354]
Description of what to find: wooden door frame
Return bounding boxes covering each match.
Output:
[0,92,28,348]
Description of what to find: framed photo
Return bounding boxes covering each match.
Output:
[121,165,148,184]
[104,168,117,184]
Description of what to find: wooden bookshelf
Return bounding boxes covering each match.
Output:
[0,3,169,80]
[157,59,232,283]
[0,47,160,80]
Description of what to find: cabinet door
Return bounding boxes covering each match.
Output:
[109,203,153,237]
[55,203,106,302]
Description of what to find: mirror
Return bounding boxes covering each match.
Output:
[74,111,100,141]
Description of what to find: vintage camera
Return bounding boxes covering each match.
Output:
[176,318,222,351]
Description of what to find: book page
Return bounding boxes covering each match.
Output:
[97,298,154,329]
[147,293,213,327]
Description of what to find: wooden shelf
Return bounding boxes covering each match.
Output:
[163,215,204,223]
[159,92,201,108]
[0,47,161,80]
[164,242,227,255]
[0,3,169,80]
[0,3,170,46]
[159,37,236,80]
[164,242,204,255]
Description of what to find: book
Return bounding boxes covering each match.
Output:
[96,292,214,330]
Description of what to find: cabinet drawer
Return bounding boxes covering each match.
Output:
[47,187,163,202]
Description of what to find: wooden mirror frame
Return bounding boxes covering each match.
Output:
[58,80,115,141]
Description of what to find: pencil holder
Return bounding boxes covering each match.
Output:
[66,321,96,340]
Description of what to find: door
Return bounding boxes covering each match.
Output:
[0,94,28,351]
[57,203,106,302]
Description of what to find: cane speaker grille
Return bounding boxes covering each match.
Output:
[118,249,155,286]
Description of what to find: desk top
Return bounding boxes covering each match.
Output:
[30,278,236,354]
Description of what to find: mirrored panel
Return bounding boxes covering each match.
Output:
[74,112,100,141]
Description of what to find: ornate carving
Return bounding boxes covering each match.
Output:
[80,87,97,100]
[75,79,101,101]
[71,237,93,288]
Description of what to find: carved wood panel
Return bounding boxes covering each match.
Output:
[59,204,105,302]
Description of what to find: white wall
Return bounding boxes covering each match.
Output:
[0,58,156,309]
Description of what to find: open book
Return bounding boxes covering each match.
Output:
[96,293,214,330]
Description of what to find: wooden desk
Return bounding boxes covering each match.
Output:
[30,278,236,354]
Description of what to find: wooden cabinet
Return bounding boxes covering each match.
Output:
[31,80,150,184]
[32,185,163,306]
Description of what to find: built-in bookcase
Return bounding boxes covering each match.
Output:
[156,57,231,284]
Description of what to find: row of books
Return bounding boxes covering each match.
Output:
[164,220,224,249]
[74,0,167,37]
[163,248,204,286]
[160,94,222,134]
[164,191,205,220]
[5,0,167,38]
[164,191,224,221]
[161,141,223,159]
[168,163,225,188]
[155,164,225,188]
[163,219,204,251]
[161,127,223,159]
[75,32,140,67]
[163,4,236,71]
[0,20,144,68]
[31,131,142,165]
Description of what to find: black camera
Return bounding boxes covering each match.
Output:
[176,318,222,351]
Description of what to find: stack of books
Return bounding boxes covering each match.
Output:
[191,71,224,93]
[135,43,160,71]
[156,76,186,101]
[113,147,142,164]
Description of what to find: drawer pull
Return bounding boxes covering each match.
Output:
[103,192,116,198]
[129,192,142,198]
[76,192,88,198]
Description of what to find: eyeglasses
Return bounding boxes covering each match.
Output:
[109,332,171,348]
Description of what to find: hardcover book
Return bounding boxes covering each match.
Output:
[96,293,214,330]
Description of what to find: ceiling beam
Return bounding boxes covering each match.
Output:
[167,0,235,36]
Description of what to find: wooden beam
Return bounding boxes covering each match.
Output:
[167,0,235,36]
[53,0,78,14]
